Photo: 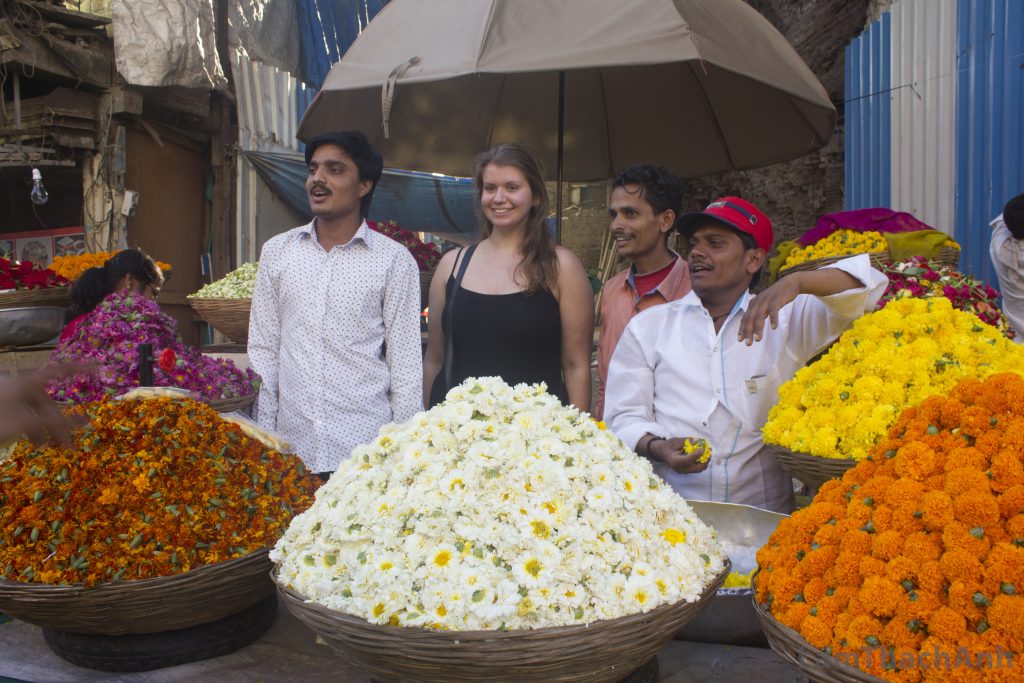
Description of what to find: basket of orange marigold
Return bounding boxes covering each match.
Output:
[754,372,1024,683]
[0,396,319,636]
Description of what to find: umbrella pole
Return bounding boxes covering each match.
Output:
[554,70,565,244]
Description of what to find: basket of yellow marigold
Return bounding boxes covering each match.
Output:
[754,372,1024,683]
[764,445,859,493]
[0,396,318,640]
[763,297,1024,493]
[777,230,890,278]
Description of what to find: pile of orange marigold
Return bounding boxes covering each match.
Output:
[756,372,1024,682]
[0,397,319,586]
[50,251,173,282]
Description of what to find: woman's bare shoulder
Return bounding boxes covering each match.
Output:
[553,245,586,272]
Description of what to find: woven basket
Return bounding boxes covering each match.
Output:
[766,444,858,491]
[932,245,960,268]
[189,297,251,344]
[206,393,256,414]
[0,548,273,635]
[778,251,889,278]
[0,286,71,310]
[277,562,729,683]
[753,595,884,683]
[419,270,433,310]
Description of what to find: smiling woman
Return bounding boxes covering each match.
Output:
[422,144,595,413]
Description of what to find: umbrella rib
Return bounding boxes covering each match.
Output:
[686,60,737,170]
[596,69,614,180]
[475,0,500,72]
[483,73,505,151]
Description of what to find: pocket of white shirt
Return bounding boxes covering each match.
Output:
[739,367,781,427]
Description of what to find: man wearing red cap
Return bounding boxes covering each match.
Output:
[604,196,887,512]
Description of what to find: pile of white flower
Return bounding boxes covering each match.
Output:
[189,261,258,299]
[272,377,725,631]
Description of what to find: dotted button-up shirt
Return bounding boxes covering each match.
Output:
[248,220,423,472]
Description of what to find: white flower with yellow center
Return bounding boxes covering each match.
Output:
[272,377,724,630]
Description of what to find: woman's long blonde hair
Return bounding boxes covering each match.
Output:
[473,144,558,295]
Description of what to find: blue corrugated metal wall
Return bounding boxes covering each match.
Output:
[954,0,1024,284]
[844,12,892,211]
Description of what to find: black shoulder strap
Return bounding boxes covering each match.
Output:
[444,243,476,391]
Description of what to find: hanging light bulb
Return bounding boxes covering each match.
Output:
[30,167,49,205]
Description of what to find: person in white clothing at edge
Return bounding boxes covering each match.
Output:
[248,131,423,479]
[988,192,1024,341]
[604,196,887,513]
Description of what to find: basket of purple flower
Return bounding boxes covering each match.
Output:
[45,292,258,405]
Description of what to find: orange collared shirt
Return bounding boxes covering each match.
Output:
[594,255,691,419]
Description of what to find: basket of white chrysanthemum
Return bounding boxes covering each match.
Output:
[272,377,729,683]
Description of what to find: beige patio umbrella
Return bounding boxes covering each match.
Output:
[298,0,835,230]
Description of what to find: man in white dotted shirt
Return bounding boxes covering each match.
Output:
[248,131,423,477]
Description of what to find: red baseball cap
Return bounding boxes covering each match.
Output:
[677,196,774,252]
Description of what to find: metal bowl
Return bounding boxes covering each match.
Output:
[0,306,67,348]
[677,500,788,646]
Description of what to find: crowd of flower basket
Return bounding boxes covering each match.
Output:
[1,135,1023,682]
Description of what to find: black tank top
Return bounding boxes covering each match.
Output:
[429,254,567,407]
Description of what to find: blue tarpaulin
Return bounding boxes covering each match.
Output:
[296,0,388,88]
[244,150,477,234]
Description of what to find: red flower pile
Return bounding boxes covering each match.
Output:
[368,220,441,272]
[879,257,1014,338]
[0,257,69,291]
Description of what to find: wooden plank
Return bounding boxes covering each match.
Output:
[141,86,211,120]
[0,33,110,88]
[18,1,110,29]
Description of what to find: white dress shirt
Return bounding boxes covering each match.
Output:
[989,213,1024,342]
[248,219,423,472]
[604,255,887,512]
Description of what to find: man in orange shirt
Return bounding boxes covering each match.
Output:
[594,164,691,418]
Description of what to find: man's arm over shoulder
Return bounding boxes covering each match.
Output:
[382,245,423,422]
[773,254,888,361]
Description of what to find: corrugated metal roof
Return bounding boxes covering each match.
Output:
[844,12,892,211]
[954,0,1024,283]
[235,51,317,154]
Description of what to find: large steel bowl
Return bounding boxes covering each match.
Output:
[0,306,67,347]
[678,500,788,646]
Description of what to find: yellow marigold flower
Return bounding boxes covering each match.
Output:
[782,230,887,271]
[683,437,711,464]
[763,298,1024,460]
